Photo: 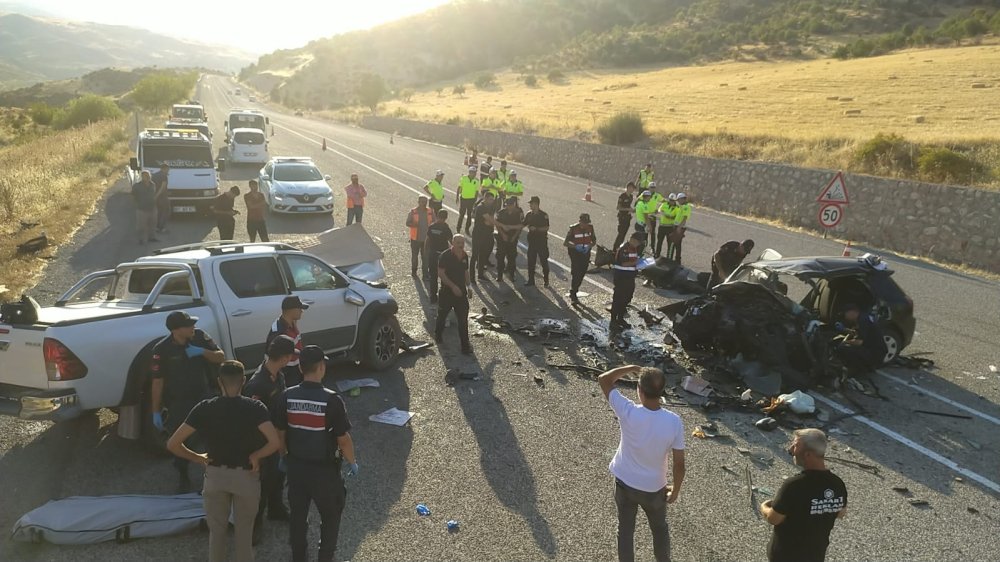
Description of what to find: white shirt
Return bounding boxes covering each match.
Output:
[608,389,685,493]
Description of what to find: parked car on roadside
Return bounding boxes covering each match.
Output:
[259,157,334,214]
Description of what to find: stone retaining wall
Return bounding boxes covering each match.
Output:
[362,116,1000,272]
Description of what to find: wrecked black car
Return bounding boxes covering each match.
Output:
[660,251,915,391]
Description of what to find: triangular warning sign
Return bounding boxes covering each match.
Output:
[817,171,850,204]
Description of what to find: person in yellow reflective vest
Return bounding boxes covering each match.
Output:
[423,170,445,213]
[668,192,692,263]
[633,190,655,255]
[496,160,511,186]
[455,166,480,234]
[645,181,664,251]
[655,193,678,258]
[504,170,524,202]
[636,163,654,190]
[481,169,503,199]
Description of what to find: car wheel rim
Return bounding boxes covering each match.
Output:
[883,335,899,363]
[374,324,397,363]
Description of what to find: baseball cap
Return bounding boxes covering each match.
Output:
[668,193,677,201]
[509,170,517,176]
[166,310,198,330]
[647,181,657,188]
[468,166,477,172]
[528,195,540,204]
[677,192,687,199]
[505,196,518,206]
[641,190,651,197]
[267,334,298,358]
[435,169,444,176]
[299,345,328,368]
[281,295,310,311]
[579,213,591,223]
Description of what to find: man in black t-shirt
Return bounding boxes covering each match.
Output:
[836,303,889,375]
[709,239,755,287]
[436,234,472,354]
[469,191,498,281]
[424,209,453,303]
[523,196,550,287]
[494,197,524,282]
[168,360,281,562]
[761,429,848,562]
[151,311,226,490]
[613,182,636,250]
[211,186,241,240]
[243,335,298,541]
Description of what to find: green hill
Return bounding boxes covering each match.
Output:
[243,0,1000,110]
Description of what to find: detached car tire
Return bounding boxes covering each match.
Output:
[882,328,903,365]
[362,315,400,370]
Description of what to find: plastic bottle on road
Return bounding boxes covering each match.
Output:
[416,504,431,516]
[447,520,460,532]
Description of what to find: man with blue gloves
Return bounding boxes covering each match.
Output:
[564,213,597,305]
[151,310,226,491]
[274,345,357,562]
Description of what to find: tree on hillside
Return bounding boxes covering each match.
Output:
[356,73,387,114]
[131,72,197,111]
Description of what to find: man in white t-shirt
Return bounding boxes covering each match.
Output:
[600,364,686,562]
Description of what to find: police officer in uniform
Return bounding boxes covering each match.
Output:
[274,346,357,562]
[151,311,226,491]
[243,335,299,541]
[523,195,550,287]
[436,234,473,354]
[655,193,679,258]
[482,169,503,200]
[611,232,643,330]
[613,182,637,251]
[424,209,453,304]
[265,295,308,387]
[469,191,498,282]
[637,162,654,190]
[504,170,524,202]
[494,196,524,282]
[423,170,446,213]
[564,213,597,305]
[455,166,480,234]
[645,182,664,251]
[670,192,692,263]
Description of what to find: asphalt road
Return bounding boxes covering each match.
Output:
[1,74,998,561]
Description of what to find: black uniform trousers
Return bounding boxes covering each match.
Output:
[611,272,637,323]
[166,400,202,474]
[427,248,441,301]
[410,240,428,277]
[429,199,443,213]
[614,215,630,251]
[217,216,236,241]
[568,249,591,298]
[457,198,476,232]
[496,236,518,279]
[256,453,285,523]
[527,239,550,283]
[435,289,471,347]
[668,228,685,262]
[469,231,493,277]
[287,458,345,562]
[655,225,674,257]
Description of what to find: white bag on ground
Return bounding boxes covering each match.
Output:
[777,390,816,414]
[11,493,205,545]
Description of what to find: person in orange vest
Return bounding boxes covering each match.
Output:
[406,196,436,279]
[563,213,597,305]
[344,173,367,225]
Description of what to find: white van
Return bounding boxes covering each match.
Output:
[128,128,223,214]
[225,109,267,142]
[227,128,268,164]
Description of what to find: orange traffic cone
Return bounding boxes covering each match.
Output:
[322,137,327,151]
[842,241,852,257]
[582,182,593,202]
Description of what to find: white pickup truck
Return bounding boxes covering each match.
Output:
[0,227,399,442]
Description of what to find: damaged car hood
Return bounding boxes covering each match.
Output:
[745,255,894,280]
[306,224,387,282]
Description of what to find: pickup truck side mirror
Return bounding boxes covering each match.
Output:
[216,158,227,172]
[129,157,140,171]
[260,174,270,182]
[323,174,332,181]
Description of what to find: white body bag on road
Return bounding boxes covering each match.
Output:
[11,493,205,545]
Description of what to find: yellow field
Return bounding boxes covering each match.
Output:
[385,45,1000,142]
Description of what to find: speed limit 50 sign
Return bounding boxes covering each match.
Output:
[818,203,844,228]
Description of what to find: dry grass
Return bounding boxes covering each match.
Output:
[0,119,129,300]
[366,45,1000,187]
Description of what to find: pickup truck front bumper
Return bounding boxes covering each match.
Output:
[0,385,82,422]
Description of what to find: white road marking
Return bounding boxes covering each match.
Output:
[812,393,1000,494]
[877,369,1000,426]
[271,116,1000,494]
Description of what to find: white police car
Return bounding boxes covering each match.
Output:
[258,157,334,214]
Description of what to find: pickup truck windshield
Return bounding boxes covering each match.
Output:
[173,106,204,120]
[229,114,265,131]
[143,145,213,169]
[233,131,265,145]
[274,165,323,182]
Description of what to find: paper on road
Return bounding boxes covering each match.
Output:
[335,378,381,393]
[369,407,415,426]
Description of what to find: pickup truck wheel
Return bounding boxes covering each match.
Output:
[362,315,400,370]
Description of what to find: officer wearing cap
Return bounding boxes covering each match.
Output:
[265,296,309,387]
[496,159,510,186]
[670,192,692,263]
[655,193,679,258]
[523,195,550,287]
[611,232,643,331]
[634,190,653,235]
[482,168,503,199]
[613,182,637,251]
[168,359,281,562]
[274,346,357,562]
[637,162,654,190]
[564,213,597,305]
[469,190,499,282]
[645,181,663,251]
[455,166,480,234]
[151,311,226,491]
[243,335,299,540]
[494,196,524,282]
[424,170,446,212]
[424,208,453,304]
[504,170,524,201]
